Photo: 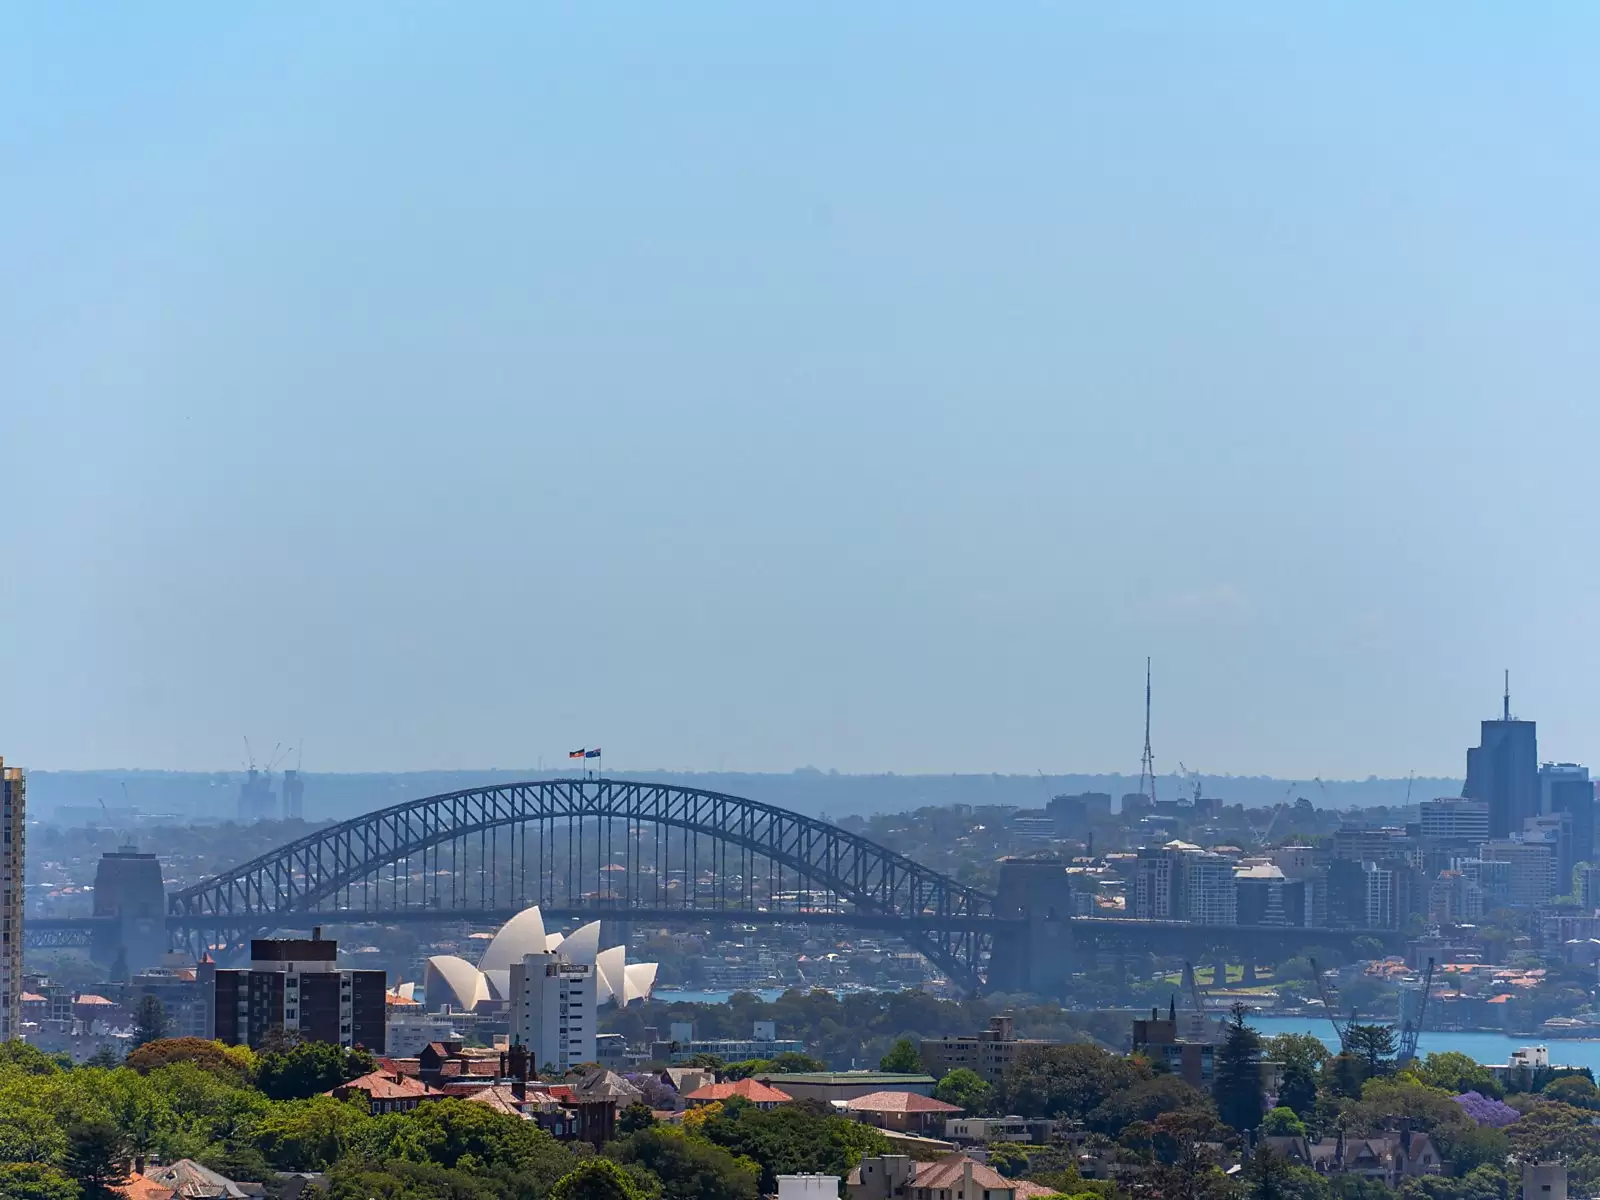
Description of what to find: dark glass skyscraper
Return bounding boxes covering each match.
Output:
[1464,710,1539,838]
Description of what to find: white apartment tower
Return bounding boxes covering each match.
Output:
[511,950,597,1071]
[0,759,23,1040]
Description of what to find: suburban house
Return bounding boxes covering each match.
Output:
[849,1153,1048,1200]
[1262,1131,1442,1185]
[684,1077,794,1109]
[842,1091,962,1136]
[326,1068,440,1114]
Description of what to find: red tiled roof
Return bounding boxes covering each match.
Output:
[330,1070,437,1101]
[913,1154,1012,1190]
[76,994,115,1006]
[1013,1182,1056,1199]
[685,1078,793,1104]
[844,1090,962,1115]
[115,1176,177,1200]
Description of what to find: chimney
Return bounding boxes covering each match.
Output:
[312,926,322,941]
[509,1039,530,1102]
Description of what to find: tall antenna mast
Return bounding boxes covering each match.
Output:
[1503,669,1511,722]
[1139,657,1157,802]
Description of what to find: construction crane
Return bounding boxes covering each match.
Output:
[1262,782,1297,844]
[1309,957,1354,1054]
[1396,958,1436,1066]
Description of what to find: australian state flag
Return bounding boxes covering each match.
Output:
[585,748,602,758]
[569,749,586,759]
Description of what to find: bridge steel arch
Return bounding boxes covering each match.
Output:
[167,778,999,990]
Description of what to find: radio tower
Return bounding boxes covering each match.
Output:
[1139,657,1157,803]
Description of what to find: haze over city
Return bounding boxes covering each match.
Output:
[7,6,1600,777]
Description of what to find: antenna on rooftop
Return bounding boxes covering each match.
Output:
[1139,657,1156,803]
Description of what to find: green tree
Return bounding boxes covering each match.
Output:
[1412,1051,1502,1099]
[124,1038,254,1081]
[1085,1076,1214,1137]
[878,1039,922,1073]
[1543,1075,1600,1110]
[608,1127,759,1200]
[1320,1054,1367,1100]
[249,1094,373,1171]
[551,1159,650,1200]
[1001,1043,1146,1121]
[1344,1025,1397,1080]
[698,1100,889,1193]
[984,1142,1030,1177]
[131,996,169,1048]
[1243,1146,1296,1200]
[618,1102,658,1135]
[1261,1107,1307,1137]
[768,1052,825,1073]
[254,1041,374,1102]
[0,1041,66,1076]
[62,1121,130,1200]
[1213,1003,1265,1133]
[0,1104,70,1165]
[933,1068,993,1114]
[0,1163,81,1200]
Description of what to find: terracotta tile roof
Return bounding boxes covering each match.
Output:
[1013,1182,1057,1199]
[843,1091,962,1115]
[913,1154,1012,1191]
[117,1176,177,1200]
[76,994,115,1006]
[19,992,44,1003]
[685,1078,793,1104]
[329,1070,437,1101]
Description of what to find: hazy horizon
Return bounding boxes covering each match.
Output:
[7,7,1599,777]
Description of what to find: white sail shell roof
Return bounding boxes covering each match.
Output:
[595,944,627,1005]
[478,905,549,973]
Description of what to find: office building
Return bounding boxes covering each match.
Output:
[281,769,305,820]
[122,959,216,1040]
[1581,866,1600,909]
[1332,825,1407,863]
[1478,840,1555,908]
[1186,853,1238,925]
[1236,863,1287,925]
[1525,815,1575,894]
[1364,862,1394,929]
[1420,799,1490,843]
[213,929,386,1051]
[1133,842,1202,920]
[1542,764,1595,864]
[0,759,22,1040]
[1464,692,1539,837]
[510,951,596,1072]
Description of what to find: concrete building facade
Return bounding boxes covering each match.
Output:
[510,951,596,1072]
[0,759,22,1040]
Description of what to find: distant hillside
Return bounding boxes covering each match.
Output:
[25,767,1459,826]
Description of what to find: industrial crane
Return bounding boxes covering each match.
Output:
[1396,958,1436,1066]
[1309,957,1355,1055]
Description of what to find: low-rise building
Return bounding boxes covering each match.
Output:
[848,1154,1035,1200]
[757,1072,936,1104]
[841,1091,961,1136]
[920,1016,1062,1087]
[327,1068,440,1114]
[945,1116,1057,1146]
[684,1077,793,1109]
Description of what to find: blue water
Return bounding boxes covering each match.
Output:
[1252,1015,1600,1071]
[648,988,789,1004]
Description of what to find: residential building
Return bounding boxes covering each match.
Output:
[1428,871,1484,924]
[1364,862,1394,929]
[921,1016,1055,1087]
[1132,845,1185,920]
[131,1158,259,1199]
[1131,1007,1216,1090]
[1465,701,1539,838]
[1524,1162,1567,1200]
[120,958,217,1040]
[212,929,386,1051]
[1461,857,1513,910]
[0,758,22,1040]
[327,1068,440,1114]
[1420,799,1490,843]
[1332,826,1405,864]
[1479,840,1556,908]
[1263,1132,1441,1185]
[848,1154,1033,1200]
[1581,866,1600,909]
[757,1072,937,1104]
[1186,853,1237,925]
[387,1008,469,1058]
[780,1177,843,1200]
[652,1020,805,1064]
[510,950,596,1073]
[945,1116,1057,1146]
[842,1091,962,1135]
[1236,862,1287,925]
[684,1077,793,1109]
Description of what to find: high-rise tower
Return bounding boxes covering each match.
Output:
[1464,674,1539,838]
[0,758,24,1040]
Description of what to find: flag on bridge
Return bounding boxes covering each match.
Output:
[585,748,602,758]
[569,749,586,759]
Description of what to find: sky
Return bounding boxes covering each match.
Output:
[4,5,1599,777]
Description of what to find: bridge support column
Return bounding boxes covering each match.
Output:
[1213,954,1229,990]
[986,859,1077,997]
[1243,960,1258,985]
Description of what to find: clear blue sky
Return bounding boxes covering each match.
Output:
[4,5,1598,777]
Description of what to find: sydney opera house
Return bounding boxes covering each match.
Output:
[418,905,658,1011]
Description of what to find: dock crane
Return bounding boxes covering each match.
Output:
[1309,957,1355,1055]
[1396,957,1436,1066]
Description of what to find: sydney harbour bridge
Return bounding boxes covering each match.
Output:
[29,778,1399,994]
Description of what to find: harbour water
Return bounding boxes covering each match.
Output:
[1252,1015,1600,1073]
